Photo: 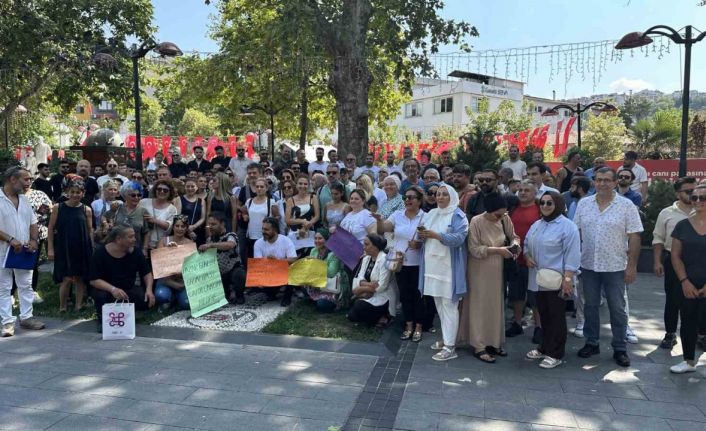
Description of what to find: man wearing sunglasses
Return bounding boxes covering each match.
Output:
[652,176,705,351]
[616,168,642,207]
[97,159,128,188]
[228,146,252,187]
[465,169,519,218]
[76,159,100,205]
[623,151,648,202]
[168,152,188,179]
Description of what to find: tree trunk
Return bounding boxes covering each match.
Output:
[298,76,309,150]
[330,57,372,162]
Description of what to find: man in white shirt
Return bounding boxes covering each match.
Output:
[97,159,129,188]
[526,162,558,198]
[573,167,643,367]
[652,176,702,350]
[501,144,527,180]
[354,153,380,183]
[307,147,328,176]
[383,150,403,177]
[0,167,44,337]
[623,151,648,201]
[397,146,414,174]
[327,149,345,169]
[228,146,252,187]
[253,217,298,306]
[146,152,166,171]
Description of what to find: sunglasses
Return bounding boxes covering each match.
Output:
[283,186,293,190]
[403,195,419,201]
[156,187,170,193]
[618,175,632,180]
[132,176,143,180]
[346,158,356,161]
[477,178,494,183]
[690,195,706,202]
[539,201,555,207]
[326,172,338,175]
[107,165,117,168]
[127,193,141,198]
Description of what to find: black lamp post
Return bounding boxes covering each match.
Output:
[131,41,182,169]
[240,105,277,157]
[615,25,706,177]
[541,101,617,149]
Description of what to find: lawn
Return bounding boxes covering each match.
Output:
[29,271,170,325]
[262,300,382,342]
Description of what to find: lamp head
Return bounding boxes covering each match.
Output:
[541,108,559,117]
[153,42,183,57]
[595,103,618,114]
[615,32,653,49]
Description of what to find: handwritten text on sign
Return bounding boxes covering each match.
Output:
[182,249,228,318]
[150,243,197,279]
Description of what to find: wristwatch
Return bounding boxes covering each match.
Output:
[564,276,572,282]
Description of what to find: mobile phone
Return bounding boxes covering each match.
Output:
[417,226,426,231]
[508,244,520,254]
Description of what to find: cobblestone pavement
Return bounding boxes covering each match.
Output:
[2,273,705,431]
[393,273,706,431]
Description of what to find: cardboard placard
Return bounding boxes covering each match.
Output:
[182,248,228,318]
[245,258,290,287]
[150,243,198,279]
[288,258,327,288]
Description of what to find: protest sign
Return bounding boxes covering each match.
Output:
[150,243,197,279]
[245,258,289,287]
[326,228,363,270]
[182,248,228,318]
[288,258,327,288]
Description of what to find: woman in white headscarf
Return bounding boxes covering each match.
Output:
[417,183,468,362]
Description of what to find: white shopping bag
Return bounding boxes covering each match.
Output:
[102,301,136,341]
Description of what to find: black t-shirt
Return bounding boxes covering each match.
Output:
[32,178,53,198]
[169,162,188,178]
[671,219,706,288]
[49,174,65,201]
[89,246,150,291]
[187,159,212,173]
[211,156,231,169]
[81,176,100,206]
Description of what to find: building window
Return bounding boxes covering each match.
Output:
[536,106,543,113]
[75,106,85,114]
[405,102,422,118]
[563,110,571,117]
[98,101,113,111]
[469,97,480,113]
[433,97,453,114]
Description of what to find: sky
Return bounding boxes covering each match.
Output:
[151,0,706,100]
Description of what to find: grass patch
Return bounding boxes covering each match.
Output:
[262,300,382,342]
[30,271,171,325]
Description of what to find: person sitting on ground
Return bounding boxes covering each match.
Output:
[200,211,246,305]
[253,217,298,306]
[154,215,194,311]
[305,228,351,311]
[89,225,155,333]
[348,234,393,327]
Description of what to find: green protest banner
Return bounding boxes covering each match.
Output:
[182,248,228,318]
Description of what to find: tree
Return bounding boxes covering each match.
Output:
[689,112,706,157]
[210,0,476,160]
[177,108,221,137]
[620,96,654,128]
[629,109,681,159]
[580,111,627,161]
[0,0,154,142]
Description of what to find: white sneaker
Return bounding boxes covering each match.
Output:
[1,322,14,337]
[539,357,564,369]
[670,361,697,374]
[573,323,584,338]
[526,349,545,360]
[432,347,458,361]
[626,327,638,344]
[32,291,44,304]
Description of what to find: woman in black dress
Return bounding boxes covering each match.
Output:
[175,178,206,245]
[47,178,94,312]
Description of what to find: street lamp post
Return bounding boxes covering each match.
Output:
[130,41,182,170]
[616,25,706,177]
[541,101,617,149]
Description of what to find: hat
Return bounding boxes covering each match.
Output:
[483,192,507,213]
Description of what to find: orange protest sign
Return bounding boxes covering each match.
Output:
[150,243,197,279]
[245,258,289,287]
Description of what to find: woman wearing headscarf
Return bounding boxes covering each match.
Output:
[524,192,580,369]
[460,192,520,364]
[422,182,439,212]
[417,184,468,361]
[306,228,351,311]
[378,176,404,220]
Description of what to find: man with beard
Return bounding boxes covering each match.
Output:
[49,159,71,202]
[76,159,100,205]
[254,217,298,306]
[327,149,345,169]
[465,169,518,218]
[187,146,212,174]
[556,150,583,193]
[451,163,476,211]
[32,163,53,198]
[397,146,414,174]
[501,144,527,180]
[200,211,245,305]
[308,147,328,176]
[400,159,424,194]
[168,151,188,179]
[97,159,129,188]
[211,146,231,170]
[383,150,403,177]
[527,162,559,198]
[294,149,309,177]
[272,146,293,178]
[616,168,642,207]
[623,151,648,201]
[228,146,252,187]
[437,150,454,172]
[354,153,380,183]
[506,180,541,342]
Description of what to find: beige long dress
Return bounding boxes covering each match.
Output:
[458,213,519,350]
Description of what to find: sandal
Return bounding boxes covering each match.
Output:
[430,341,444,350]
[412,331,422,343]
[400,330,412,340]
[486,346,507,357]
[473,350,496,363]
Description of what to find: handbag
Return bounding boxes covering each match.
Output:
[536,268,564,291]
[385,250,405,273]
[323,275,341,294]
[102,300,136,341]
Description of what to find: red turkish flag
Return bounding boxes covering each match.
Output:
[227,136,237,157]
[561,117,578,156]
[553,121,564,158]
[528,128,539,147]
[536,124,550,149]
[178,136,188,156]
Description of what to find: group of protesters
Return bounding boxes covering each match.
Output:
[1,142,705,374]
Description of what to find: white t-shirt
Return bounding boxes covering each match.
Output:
[254,234,297,259]
[308,161,329,175]
[387,209,425,266]
[629,163,648,195]
[501,159,527,180]
[138,199,178,248]
[340,209,376,243]
[354,166,380,182]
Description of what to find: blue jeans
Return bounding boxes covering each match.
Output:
[580,269,627,352]
[154,281,190,310]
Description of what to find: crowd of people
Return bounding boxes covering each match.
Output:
[1,143,705,374]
